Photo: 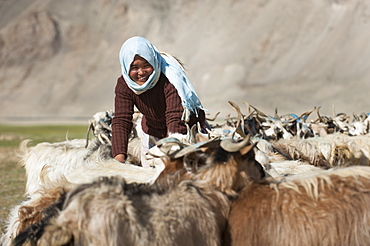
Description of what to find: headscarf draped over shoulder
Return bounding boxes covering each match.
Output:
[119,36,205,120]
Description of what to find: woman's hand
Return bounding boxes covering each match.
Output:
[114,154,126,163]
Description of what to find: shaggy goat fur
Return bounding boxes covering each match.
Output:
[224,166,370,246]
[0,179,75,246]
[272,133,370,168]
[14,138,263,246]
[19,138,162,197]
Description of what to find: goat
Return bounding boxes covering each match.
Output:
[14,136,264,246]
[20,135,161,197]
[224,165,370,246]
[1,139,161,246]
[0,178,75,246]
[85,110,114,148]
[271,133,370,168]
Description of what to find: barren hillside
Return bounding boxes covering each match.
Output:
[1,0,370,122]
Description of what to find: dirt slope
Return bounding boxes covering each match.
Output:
[1,0,370,122]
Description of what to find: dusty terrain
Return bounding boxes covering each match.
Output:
[1,0,370,122]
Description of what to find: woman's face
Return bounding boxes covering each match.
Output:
[129,55,154,85]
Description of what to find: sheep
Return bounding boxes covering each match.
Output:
[14,135,264,246]
[224,165,370,246]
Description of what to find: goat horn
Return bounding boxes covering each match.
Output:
[85,122,93,148]
[247,103,268,117]
[299,107,316,122]
[156,137,186,149]
[220,135,251,152]
[100,133,112,145]
[313,106,322,123]
[156,137,187,158]
[97,134,105,145]
[353,113,359,121]
[243,101,252,114]
[206,112,220,121]
[228,101,247,138]
[173,138,221,159]
[274,107,279,119]
[100,121,112,131]
[188,124,197,144]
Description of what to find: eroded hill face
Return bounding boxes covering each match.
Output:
[1,0,370,122]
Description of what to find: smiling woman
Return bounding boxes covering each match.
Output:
[111,37,209,167]
[129,55,154,85]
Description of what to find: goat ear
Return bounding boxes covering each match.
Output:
[196,133,208,143]
[183,152,199,173]
[240,142,256,156]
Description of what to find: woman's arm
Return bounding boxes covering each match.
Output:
[111,76,135,161]
[164,82,187,135]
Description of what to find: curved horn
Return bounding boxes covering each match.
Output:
[156,137,186,149]
[97,134,105,145]
[173,138,221,159]
[313,106,322,123]
[220,135,251,152]
[228,101,247,138]
[299,107,316,122]
[188,124,197,144]
[156,137,187,157]
[100,121,112,131]
[85,122,93,148]
[246,103,268,117]
[206,112,220,121]
[100,133,112,145]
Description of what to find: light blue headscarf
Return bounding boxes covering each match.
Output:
[119,36,205,120]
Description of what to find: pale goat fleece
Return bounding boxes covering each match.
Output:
[20,138,162,196]
[272,133,370,168]
[267,160,322,180]
[225,165,370,246]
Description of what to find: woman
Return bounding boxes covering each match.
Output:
[111,36,207,166]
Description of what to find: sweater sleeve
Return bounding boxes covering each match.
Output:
[111,76,134,157]
[164,82,187,135]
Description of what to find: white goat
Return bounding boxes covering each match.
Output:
[20,138,163,197]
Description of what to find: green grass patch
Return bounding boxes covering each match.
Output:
[0,124,89,147]
[0,124,90,234]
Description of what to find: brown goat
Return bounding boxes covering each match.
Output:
[224,166,370,246]
[14,136,264,246]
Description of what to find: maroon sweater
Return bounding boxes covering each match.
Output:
[111,74,206,157]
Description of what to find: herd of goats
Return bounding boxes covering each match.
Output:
[2,101,370,245]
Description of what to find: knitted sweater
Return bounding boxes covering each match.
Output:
[111,74,206,157]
